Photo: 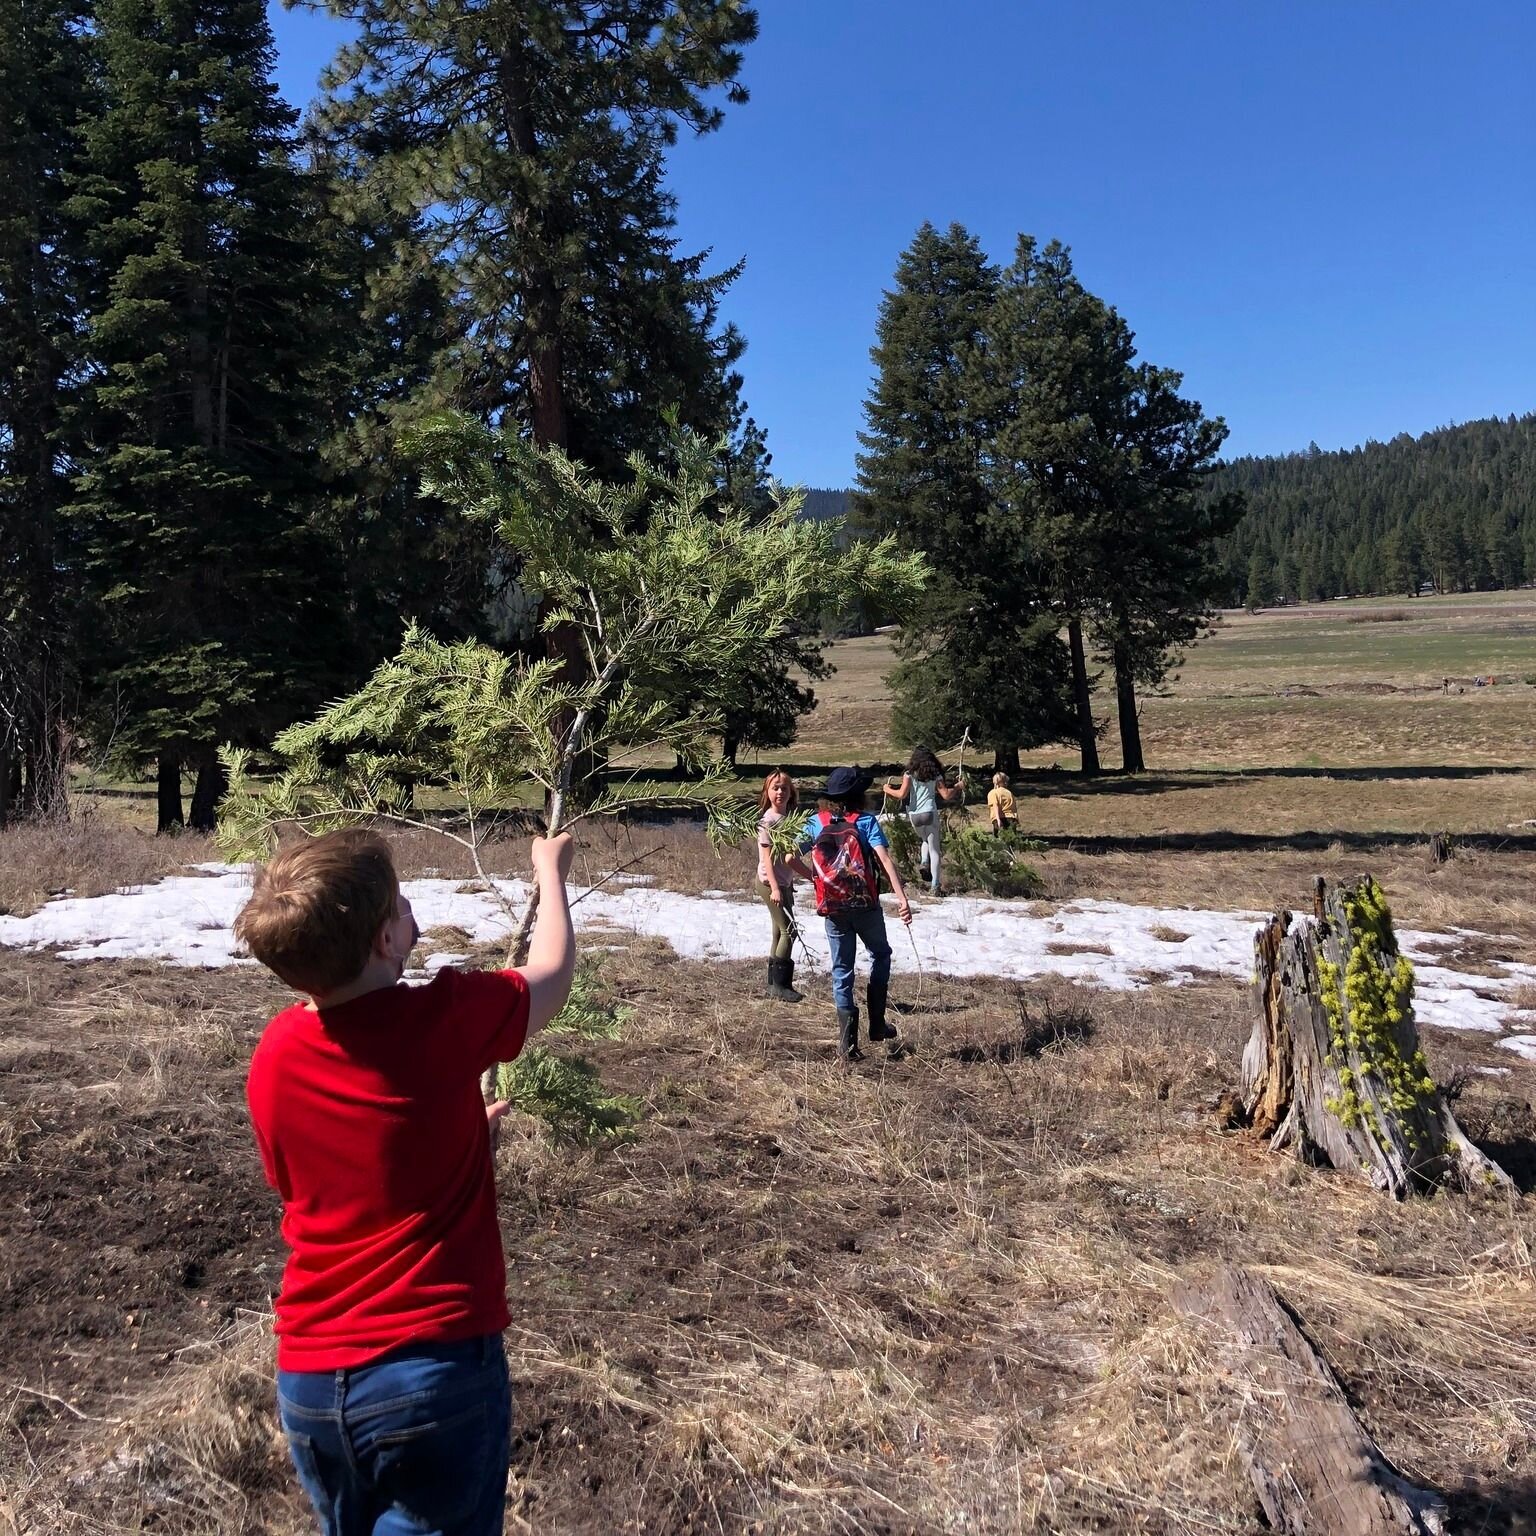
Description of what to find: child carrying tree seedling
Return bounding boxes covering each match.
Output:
[236,828,576,1536]
[987,771,1018,836]
[885,746,966,896]
[789,766,913,1062]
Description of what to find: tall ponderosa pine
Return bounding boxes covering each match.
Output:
[0,0,93,822]
[302,145,506,673]
[984,237,1235,773]
[69,0,338,830]
[1092,363,1237,772]
[307,0,758,468]
[982,238,1129,774]
[856,221,1074,773]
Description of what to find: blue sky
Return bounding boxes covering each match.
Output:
[268,1,1535,489]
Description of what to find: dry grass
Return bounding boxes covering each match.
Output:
[0,814,212,918]
[3,903,1536,1529]
[780,590,1536,773]
[1,1312,311,1536]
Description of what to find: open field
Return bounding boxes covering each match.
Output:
[6,590,1536,1532]
[790,589,1536,775]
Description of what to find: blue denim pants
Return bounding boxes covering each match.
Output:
[276,1334,511,1536]
[823,905,892,1012]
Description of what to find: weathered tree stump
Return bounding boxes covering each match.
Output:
[1243,875,1511,1198]
[1173,1266,1448,1534]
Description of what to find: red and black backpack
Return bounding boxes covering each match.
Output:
[809,810,880,917]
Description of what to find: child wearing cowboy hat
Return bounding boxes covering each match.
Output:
[786,766,913,1062]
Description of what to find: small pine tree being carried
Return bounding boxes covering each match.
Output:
[218,416,929,1100]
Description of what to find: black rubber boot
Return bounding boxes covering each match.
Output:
[866,979,898,1042]
[837,1007,864,1062]
[765,956,803,1003]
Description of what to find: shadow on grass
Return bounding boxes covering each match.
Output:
[1024,764,1534,796]
[1446,1476,1536,1536]
[1029,828,1536,857]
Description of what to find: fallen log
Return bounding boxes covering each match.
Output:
[1243,875,1511,1198]
[1172,1265,1447,1535]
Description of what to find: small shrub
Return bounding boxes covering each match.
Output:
[1346,609,1411,624]
[943,823,1044,898]
[882,814,1042,898]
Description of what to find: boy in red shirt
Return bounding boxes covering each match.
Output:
[238,828,576,1536]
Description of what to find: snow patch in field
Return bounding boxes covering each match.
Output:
[1498,1035,1536,1062]
[1,867,1534,1042]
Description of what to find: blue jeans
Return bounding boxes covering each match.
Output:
[823,906,892,1012]
[276,1334,511,1536]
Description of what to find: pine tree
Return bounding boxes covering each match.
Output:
[301,143,505,674]
[984,238,1235,774]
[983,237,1131,774]
[1090,361,1236,772]
[1245,551,1275,609]
[0,0,94,821]
[68,0,338,830]
[307,0,757,468]
[856,222,1074,770]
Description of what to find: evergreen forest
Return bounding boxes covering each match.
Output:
[1209,414,1536,606]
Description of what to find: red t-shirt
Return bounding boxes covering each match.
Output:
[246,967,529,1372]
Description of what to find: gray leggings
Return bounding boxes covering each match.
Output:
[911,814,942,893]
[758,880,796,961]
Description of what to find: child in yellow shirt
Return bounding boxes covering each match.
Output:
[987,773,1017,836]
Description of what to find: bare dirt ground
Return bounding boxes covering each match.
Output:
[4,819,1536,1534]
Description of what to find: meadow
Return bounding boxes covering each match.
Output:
[4,591,1536,1534]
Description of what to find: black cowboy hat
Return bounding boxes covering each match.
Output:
[822,766,872,799]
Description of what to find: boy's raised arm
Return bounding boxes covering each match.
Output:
[522,834,577,1035]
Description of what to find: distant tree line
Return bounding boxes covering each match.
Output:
[1212,415,1536,608]
[0,0,770,831]
[853,222,1239,775]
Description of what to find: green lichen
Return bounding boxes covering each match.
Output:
[1318,878,1435,1147]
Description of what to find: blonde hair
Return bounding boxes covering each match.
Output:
[234,829,399,994]
[757,768,798,813]
[993,772,1010,788]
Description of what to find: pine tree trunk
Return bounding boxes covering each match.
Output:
[1112,634,1145,773]
[1243,876,1511,1198]
[187,758,227,832]
[993,744,1021,777]
[1067,618,1099,775]
[156,753,184,834]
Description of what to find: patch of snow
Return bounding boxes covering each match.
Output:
[1498,1035,1536,1062]
[0,867,1530,1039]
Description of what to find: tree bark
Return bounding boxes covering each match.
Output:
[1243,876,1512,1198]
[1172,1266,1448,1535]
[156,753,184,833]
[1067,617,1099,775]
[992,744,1021,777]
[187,758,227,832]
[1111,632,1144,773]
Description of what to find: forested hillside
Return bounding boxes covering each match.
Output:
[1211,414,1536,605]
